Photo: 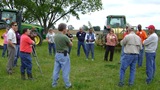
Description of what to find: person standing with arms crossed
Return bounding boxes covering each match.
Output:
[66,30,73,54]
[136,24,147,67]
[20,28,35,80]
[143,25,158,84]
[52,23,72,89]
[6,22,18,74]
[76,27,86,56]
[118,26,142,87]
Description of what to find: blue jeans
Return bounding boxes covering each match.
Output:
[14,45,20,66]
[138,46,144,67]
[48,43,56,55]
[145,52,156,83]
[86,44,94,59]
[20,52,32,74]
[2,44,7,57]
[77,41,86,56]
[52,53,71,88]
[120,46,124,63]
[119,54,138,85]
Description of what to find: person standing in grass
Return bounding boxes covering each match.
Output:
[20,28,35,80]
[143,25,158,84]
[118,26,142,87]
[52,23,72,89]
[76,27,86,56]
[1,27,9,58]
[66,30,73,54]
[6,22,18,75]
[85,28,96,61]
[136,24,147,67]
[104,29,118,62]
[46,28,56,55]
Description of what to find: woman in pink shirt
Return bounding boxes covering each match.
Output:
[104,29,118,61]
[1,28,9,57]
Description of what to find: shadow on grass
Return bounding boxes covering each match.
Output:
[73,82,89,90]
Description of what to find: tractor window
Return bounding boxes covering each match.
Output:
[109,17,125,28]
[1,12,16,24]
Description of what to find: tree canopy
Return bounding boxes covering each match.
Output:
[0,0,102,33]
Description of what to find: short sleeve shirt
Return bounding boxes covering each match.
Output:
[54,33,70,52]
[7,28,16,43]
[46,32,55,43]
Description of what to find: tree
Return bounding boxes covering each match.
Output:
[1,0,102,33]
[68,25,74,30]
[83,25,89,31]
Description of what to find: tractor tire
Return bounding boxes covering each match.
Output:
[34,32,43,46]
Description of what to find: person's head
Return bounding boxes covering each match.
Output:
[6,27,9,32]
[79,27,84,32]
[137,24,142,31]
[125,26,129,32]
[10,22,18,31]
[109,29,114,34]
[147,25,155,34]
[22,28,31,35]
[48,28,53,33]
[89,28,93,33]
[58,23,67,34]
[127,26,134,33]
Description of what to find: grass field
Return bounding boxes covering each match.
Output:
[0,39,160,90]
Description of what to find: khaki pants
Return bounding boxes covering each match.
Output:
[6,44,16,73]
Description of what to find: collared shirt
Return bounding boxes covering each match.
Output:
[143,33,158,53]
[106,33,118,46]
[7,28,17,44]
[136,30,147,43]
[121,31,142,54]
[46,32,55,43]
[85,33,96,44]
[20,34,34,53]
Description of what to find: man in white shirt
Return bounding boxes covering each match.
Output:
[7,22,18,75]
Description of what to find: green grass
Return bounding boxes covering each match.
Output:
[0,39,160,90]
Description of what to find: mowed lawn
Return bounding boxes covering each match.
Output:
[0,39,160,90]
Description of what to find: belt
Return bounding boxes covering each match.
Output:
[57,51,64,53]
[20,51,31,54]
[125,53,138,55]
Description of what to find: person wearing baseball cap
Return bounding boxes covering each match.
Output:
[143,25,158,84]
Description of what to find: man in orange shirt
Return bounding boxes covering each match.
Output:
[136,24,147,67]
[20,28,35,80]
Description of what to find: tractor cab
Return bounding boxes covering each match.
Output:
[0,9,22,47]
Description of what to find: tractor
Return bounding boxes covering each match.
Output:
[0,8,44,48]
[96,15,127,47]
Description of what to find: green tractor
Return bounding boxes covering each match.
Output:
[96,15,127,47]
[0,9,44,48]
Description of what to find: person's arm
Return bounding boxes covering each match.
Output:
[143,36,153,45]
[8,40,15,48]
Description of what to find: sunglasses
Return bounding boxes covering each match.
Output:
[13,25,18,26]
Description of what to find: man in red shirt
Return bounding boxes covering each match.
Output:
[20,28,35,80]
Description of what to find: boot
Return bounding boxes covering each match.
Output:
[27,73,34,80]
[21,73,26,80]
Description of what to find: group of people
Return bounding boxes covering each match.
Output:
[1,22,158,88]
[118,24,158,87]
[2,22,36,80]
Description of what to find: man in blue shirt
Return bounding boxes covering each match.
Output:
[76,27,86,56]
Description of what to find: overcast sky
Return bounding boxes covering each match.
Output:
[56,0,160,30]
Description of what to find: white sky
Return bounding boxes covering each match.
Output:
[56,0,160,30]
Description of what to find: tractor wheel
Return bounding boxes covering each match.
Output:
[34,32,43,45]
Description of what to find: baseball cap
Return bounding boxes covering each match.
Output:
[147,25,155,30]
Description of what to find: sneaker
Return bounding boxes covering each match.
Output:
[86,58,88,60]
[118,82,124,87]
[66,85,72,89]
[92,59,94,61]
